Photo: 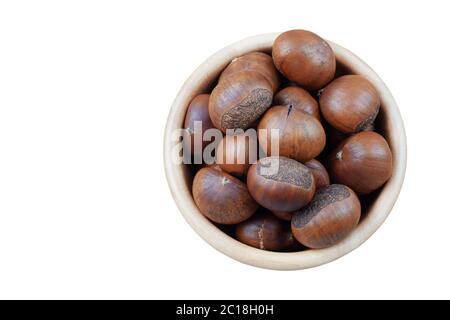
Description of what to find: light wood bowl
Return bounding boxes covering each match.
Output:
[164,33,407,270]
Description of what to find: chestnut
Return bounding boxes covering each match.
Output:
[258,105,326,162]
[247,156,315,212]
[304,159,330,189]
[271,210,293,222]
[209,70,273,132]
[236,212,298,251]
[320,75,380,133]
[273,86,321,121]
[328,131,393,194]
[215,132,258,177]
[291,184,361,249]
[193,166,258,224]
[272,30,336,90]
[219,52,280,92]
[183,94,215,159]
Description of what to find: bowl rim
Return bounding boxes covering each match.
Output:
[164,33,407,270]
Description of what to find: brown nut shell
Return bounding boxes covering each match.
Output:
[291,184,361,249]
[328,131,393,195]
[258,106,326,162]
[272,30,336,90]
[219,52,280,92]
[273,86,321,121]
[193,166,259,224]
[236,212,298,251]
[320,75,380,133]
[183,94,215,158]
[209,71,273,132]
[215,132,258,177]
[304,159,330,189]
[247,156,316,212]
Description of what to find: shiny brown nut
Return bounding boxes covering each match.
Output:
[258,105,326,162]
[193,166,259,224]
[219,52,280,92]
[273,86,321,121]
[291,184,361,249]
[183,94,215,159]
[215,132,257,177]
[320,75,380,133]
[209,71,273,132]
[304,159,330,189]
[247,156,315,212]
[236,212,298,251]
[328,131,393,194]
[272,30,336,90]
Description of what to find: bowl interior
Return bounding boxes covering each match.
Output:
[164,33,406,270]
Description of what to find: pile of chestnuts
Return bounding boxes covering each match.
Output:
[184,29,393,252]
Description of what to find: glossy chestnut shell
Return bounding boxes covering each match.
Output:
[183,94,215,159]
[291,184,361,249]
[193,166,259,224]
[320,75,380,133]
[273,86,321,121]
[304,159,330,189]
[219,52,280,92]
[247,156,315,212]
[236,212,298,251]
[328,131,393,194]
[272,30,336,90]
[258,106,326,162]
[215,132,258,177]
[209,71,273,132]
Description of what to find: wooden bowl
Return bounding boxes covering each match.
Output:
[164,33,407,270]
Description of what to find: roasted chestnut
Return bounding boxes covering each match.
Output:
[258,105,326,162]
[236,212,298,251]
[193,166,259,224]
[272,29,336,90]
[320,75,380,133]
[305,159,330,189]
[273,86,321,121]
[291,184,361,249]
[328,131,393,194]
[219,52,280,92]
[247,156,315,212]
[183,94,215,159]
[209,71,273,132]
[215,132,258,177]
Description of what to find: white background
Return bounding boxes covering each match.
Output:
[0,0,448,299]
